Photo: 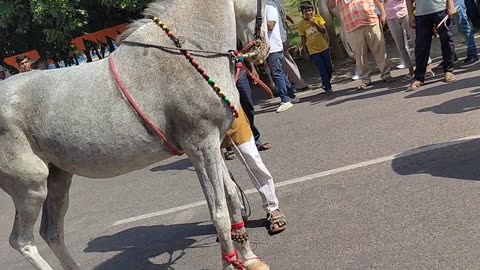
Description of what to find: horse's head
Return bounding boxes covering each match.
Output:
[233,0,270,64]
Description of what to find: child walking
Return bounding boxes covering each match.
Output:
[298,1,333,94]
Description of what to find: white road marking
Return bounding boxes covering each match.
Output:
[112,134,480,227]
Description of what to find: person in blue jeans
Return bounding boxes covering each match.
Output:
[465,0,480,29]
[455,0,479,64]
[298,1,333,94]
[266,0,299,113]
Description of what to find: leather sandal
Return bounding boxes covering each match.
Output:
[266,210,287,236]
[257,143,272,151]
[406,80,424,92]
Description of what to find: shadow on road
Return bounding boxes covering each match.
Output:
[84,222,216,270]
[418,88,480,114]
[391,138,480,181]
[150,158,194,172]
[405,76,480,99]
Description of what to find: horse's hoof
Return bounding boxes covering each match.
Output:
[246,261,269,270]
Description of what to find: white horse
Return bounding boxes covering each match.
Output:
[0,0,271,269]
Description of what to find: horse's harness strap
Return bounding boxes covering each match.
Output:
[121,40,233,57]
[108,55,184,156]
[254,0,263,39]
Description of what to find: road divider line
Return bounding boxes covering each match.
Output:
[112,134,480,227]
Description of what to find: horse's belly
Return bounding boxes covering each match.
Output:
[32,127,175,178]
[51,145,172,178]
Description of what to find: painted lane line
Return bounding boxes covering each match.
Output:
[112,134,480,226]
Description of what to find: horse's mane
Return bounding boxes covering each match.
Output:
[117,1,173,45]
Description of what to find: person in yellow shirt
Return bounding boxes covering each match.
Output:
[298,1,333,94]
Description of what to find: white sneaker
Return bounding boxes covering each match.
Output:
[352,70,359,81]
[290,96,300,104]
[276,102,293,113]
[396,63,406,69]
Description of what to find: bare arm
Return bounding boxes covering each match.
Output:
[301,35,309,57]
[267,21,276,31]
[406,0,414,17]
[373,0,386,23]
[446,0,457,16]
[301,36,307,51]
[328,0,336,10]
[406,0,415,28]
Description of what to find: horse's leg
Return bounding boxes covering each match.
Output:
[182,135,241,270]
[1,131,53,270]
[222,164,269,270]
[39,166,79,270]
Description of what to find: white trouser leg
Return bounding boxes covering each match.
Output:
[232,137,279,213]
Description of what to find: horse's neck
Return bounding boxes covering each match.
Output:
[135,0,237,53]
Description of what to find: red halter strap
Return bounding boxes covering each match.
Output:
[222,250,245,269]
[108,55,183,156]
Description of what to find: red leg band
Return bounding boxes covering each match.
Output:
[231,221,245,230]
[222,249,245,269]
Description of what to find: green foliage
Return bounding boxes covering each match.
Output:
[99,0,150,11]
[0,0,153,62]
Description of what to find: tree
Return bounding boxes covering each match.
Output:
[0,0,153,67]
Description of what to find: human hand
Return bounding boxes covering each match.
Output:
[380,14,386,25]
[409,15,415,28]
[447,6,457,17]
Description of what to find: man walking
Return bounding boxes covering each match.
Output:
[266,0,299,113]
[328,0,395,90]
[406,0,457,91]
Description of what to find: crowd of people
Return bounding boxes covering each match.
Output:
[222,0,480,238]
[261,0,480,109]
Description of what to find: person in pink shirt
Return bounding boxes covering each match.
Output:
[383,0,415,80]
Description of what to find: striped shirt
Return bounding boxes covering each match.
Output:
[337,0,379,33]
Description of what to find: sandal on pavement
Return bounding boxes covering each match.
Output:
[406,80,424,92]
[444,72,456,83]
[224,150,236,160]
[357,82,369,91]
[257,143,272,151]
[266,209,287,236]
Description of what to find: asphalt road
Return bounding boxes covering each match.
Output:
[1,36,480,270]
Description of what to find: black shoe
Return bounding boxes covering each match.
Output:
[325,89,334,95]
[463,56,479,65]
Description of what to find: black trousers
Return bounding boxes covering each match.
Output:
[414,10,455,82]
[237,73,262,146]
